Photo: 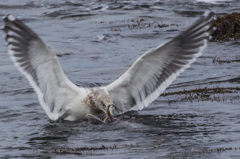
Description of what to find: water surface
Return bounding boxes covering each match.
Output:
[1,0,240,158]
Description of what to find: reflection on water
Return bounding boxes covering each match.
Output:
[1,0,240,158]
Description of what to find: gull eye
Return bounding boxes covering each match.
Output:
[101,101,105,107]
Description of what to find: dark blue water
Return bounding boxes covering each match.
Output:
[1,0,240,158]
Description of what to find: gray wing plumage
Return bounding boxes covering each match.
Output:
[107,11,214,115]
[3,14,80,120]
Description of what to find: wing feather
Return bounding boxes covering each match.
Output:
[107,11,213,115]
[3,14,80,120]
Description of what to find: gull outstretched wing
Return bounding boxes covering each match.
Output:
[107,11,213,115]
[3,15,80,120]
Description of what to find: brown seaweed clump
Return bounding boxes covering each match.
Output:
[211,12,240,42]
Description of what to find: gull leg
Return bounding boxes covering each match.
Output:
[86,114,106,124]
[86,105,121,123]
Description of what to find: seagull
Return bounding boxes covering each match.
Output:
[3,11,213,123]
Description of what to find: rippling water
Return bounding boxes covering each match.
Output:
[1,0,240,158]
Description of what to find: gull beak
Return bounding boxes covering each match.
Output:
[106,105,115,122]
[109,105,114,116]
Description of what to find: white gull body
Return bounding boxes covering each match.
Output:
[3,11,213,122]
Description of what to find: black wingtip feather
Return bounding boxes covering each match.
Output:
[3,14,38,40]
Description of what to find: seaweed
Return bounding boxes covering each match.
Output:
[172,146,240,159]
[161,86,240,104]
[41,144,139,156]
[93,18,178,32]
[211,12,240,42]
[161,86,240,96]
[212,55,240,64]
